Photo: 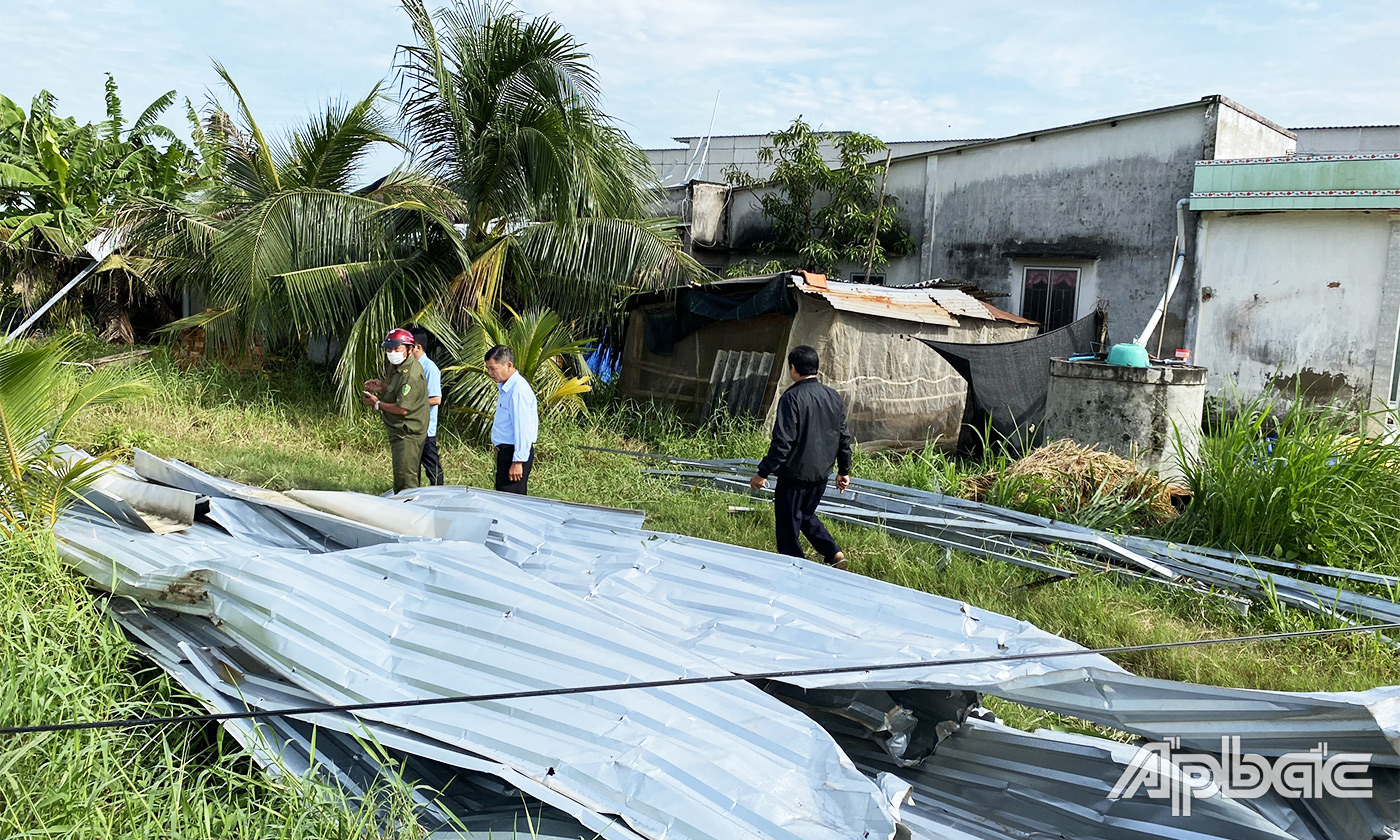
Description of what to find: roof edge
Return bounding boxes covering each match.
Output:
[1216,96,1297,140]
[896,97,1221,160]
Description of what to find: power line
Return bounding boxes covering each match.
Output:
[3,621,1396,737]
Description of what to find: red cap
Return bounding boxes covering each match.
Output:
[381,328,415,349]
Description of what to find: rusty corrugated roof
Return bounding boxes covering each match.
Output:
[794,279,1034,327]
[793,279,957,326]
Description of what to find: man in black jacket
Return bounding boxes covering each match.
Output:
[749,345,853,569]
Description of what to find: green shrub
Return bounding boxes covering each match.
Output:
[1167,394,1400,572]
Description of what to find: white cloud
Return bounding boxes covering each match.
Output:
[1,0,1395,168]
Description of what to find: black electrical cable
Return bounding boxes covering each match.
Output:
[3,621,1396,737]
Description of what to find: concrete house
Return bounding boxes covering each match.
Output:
[1189,152,1400,413]
[646,98,1400,416]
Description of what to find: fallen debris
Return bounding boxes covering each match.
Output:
[48,449,1400,840]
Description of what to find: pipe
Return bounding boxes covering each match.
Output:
[1134,197,1191,348]
[4,257,103,344]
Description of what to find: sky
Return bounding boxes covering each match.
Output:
[3,0,1398,176]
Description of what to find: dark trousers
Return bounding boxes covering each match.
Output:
[774,478,840,562]
[420,435,444,486]
[493,445,533,495]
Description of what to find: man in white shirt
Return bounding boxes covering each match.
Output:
[410,328,445,485]
[484,344,539,495]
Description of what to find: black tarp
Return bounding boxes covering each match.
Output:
[921,311,1100,455]
[641,274,796,355]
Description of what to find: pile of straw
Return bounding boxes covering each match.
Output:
[965,439,1183,524]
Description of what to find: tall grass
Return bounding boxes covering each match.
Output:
[0,536,433,839]
[1167,394,1400,573]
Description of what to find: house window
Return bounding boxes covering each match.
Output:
[1021,267,1080,330]
[851,273,885,286]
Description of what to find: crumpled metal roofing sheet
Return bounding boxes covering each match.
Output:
[399,486,1400,761]
[791,279,1032,327]
[53,453,1400,840]
[107,599,641,840]
[56,511,901,840]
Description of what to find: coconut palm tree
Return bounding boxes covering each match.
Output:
[395,0,706,337]
[120,64,471,404]
[126,2,705,411]
[0,338,152,540]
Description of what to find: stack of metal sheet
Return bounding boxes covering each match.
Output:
[649,456,1400,627]
[51,450,1400,840]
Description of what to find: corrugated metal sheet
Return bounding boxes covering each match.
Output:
[53,452,1400,840]
[794,279,958,326]
[56,511,901,840]
[703,349,774,421]
[400,485,1400,762]
[792,279,1036,328]
[927,288,994,321]
[106,599,643,840]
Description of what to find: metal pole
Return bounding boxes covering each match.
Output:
[862,149,893,284]
[4,257,103,344]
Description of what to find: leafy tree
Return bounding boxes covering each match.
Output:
[120,64,469,406]
[0,76,207,338]
[0,338,152,540]
[724,117,915,277]
[127,1,704,412]
[395,0,706,339]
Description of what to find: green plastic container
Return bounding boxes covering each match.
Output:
[1106,343,1151,368]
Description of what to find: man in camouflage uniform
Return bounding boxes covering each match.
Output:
[362,328,430,492]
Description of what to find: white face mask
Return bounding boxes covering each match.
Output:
[386,349,407,366]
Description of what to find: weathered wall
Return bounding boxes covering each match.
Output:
[768,296,1036,450]
[1044,360,1207,481]
[1192,210,1397,405]
[921,104,1214,350]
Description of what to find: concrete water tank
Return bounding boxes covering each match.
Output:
[1043,359,1207,482]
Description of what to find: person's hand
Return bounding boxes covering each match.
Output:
[361,390,378,408]
[363,379,384,394]
[835,474,851,493]
[749,473,768,491]
[509,461,524,482]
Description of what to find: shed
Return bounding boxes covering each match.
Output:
[621,272,1037,450]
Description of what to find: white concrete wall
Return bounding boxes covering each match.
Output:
[1193,210,1396,404]
[1212,103,1296,159]
[1295,126,1400,154]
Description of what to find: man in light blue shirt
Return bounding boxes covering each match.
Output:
[410,328,445,485]
[484,344,539,494]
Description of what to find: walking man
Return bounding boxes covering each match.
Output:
[749,345,852,569]
[485,345,538,495]
[410,327,445,485]
[362,328,431,493]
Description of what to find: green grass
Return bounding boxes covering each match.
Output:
[0,534,428,838]
[14,347,1398,833]
[1167,394,1400,573]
